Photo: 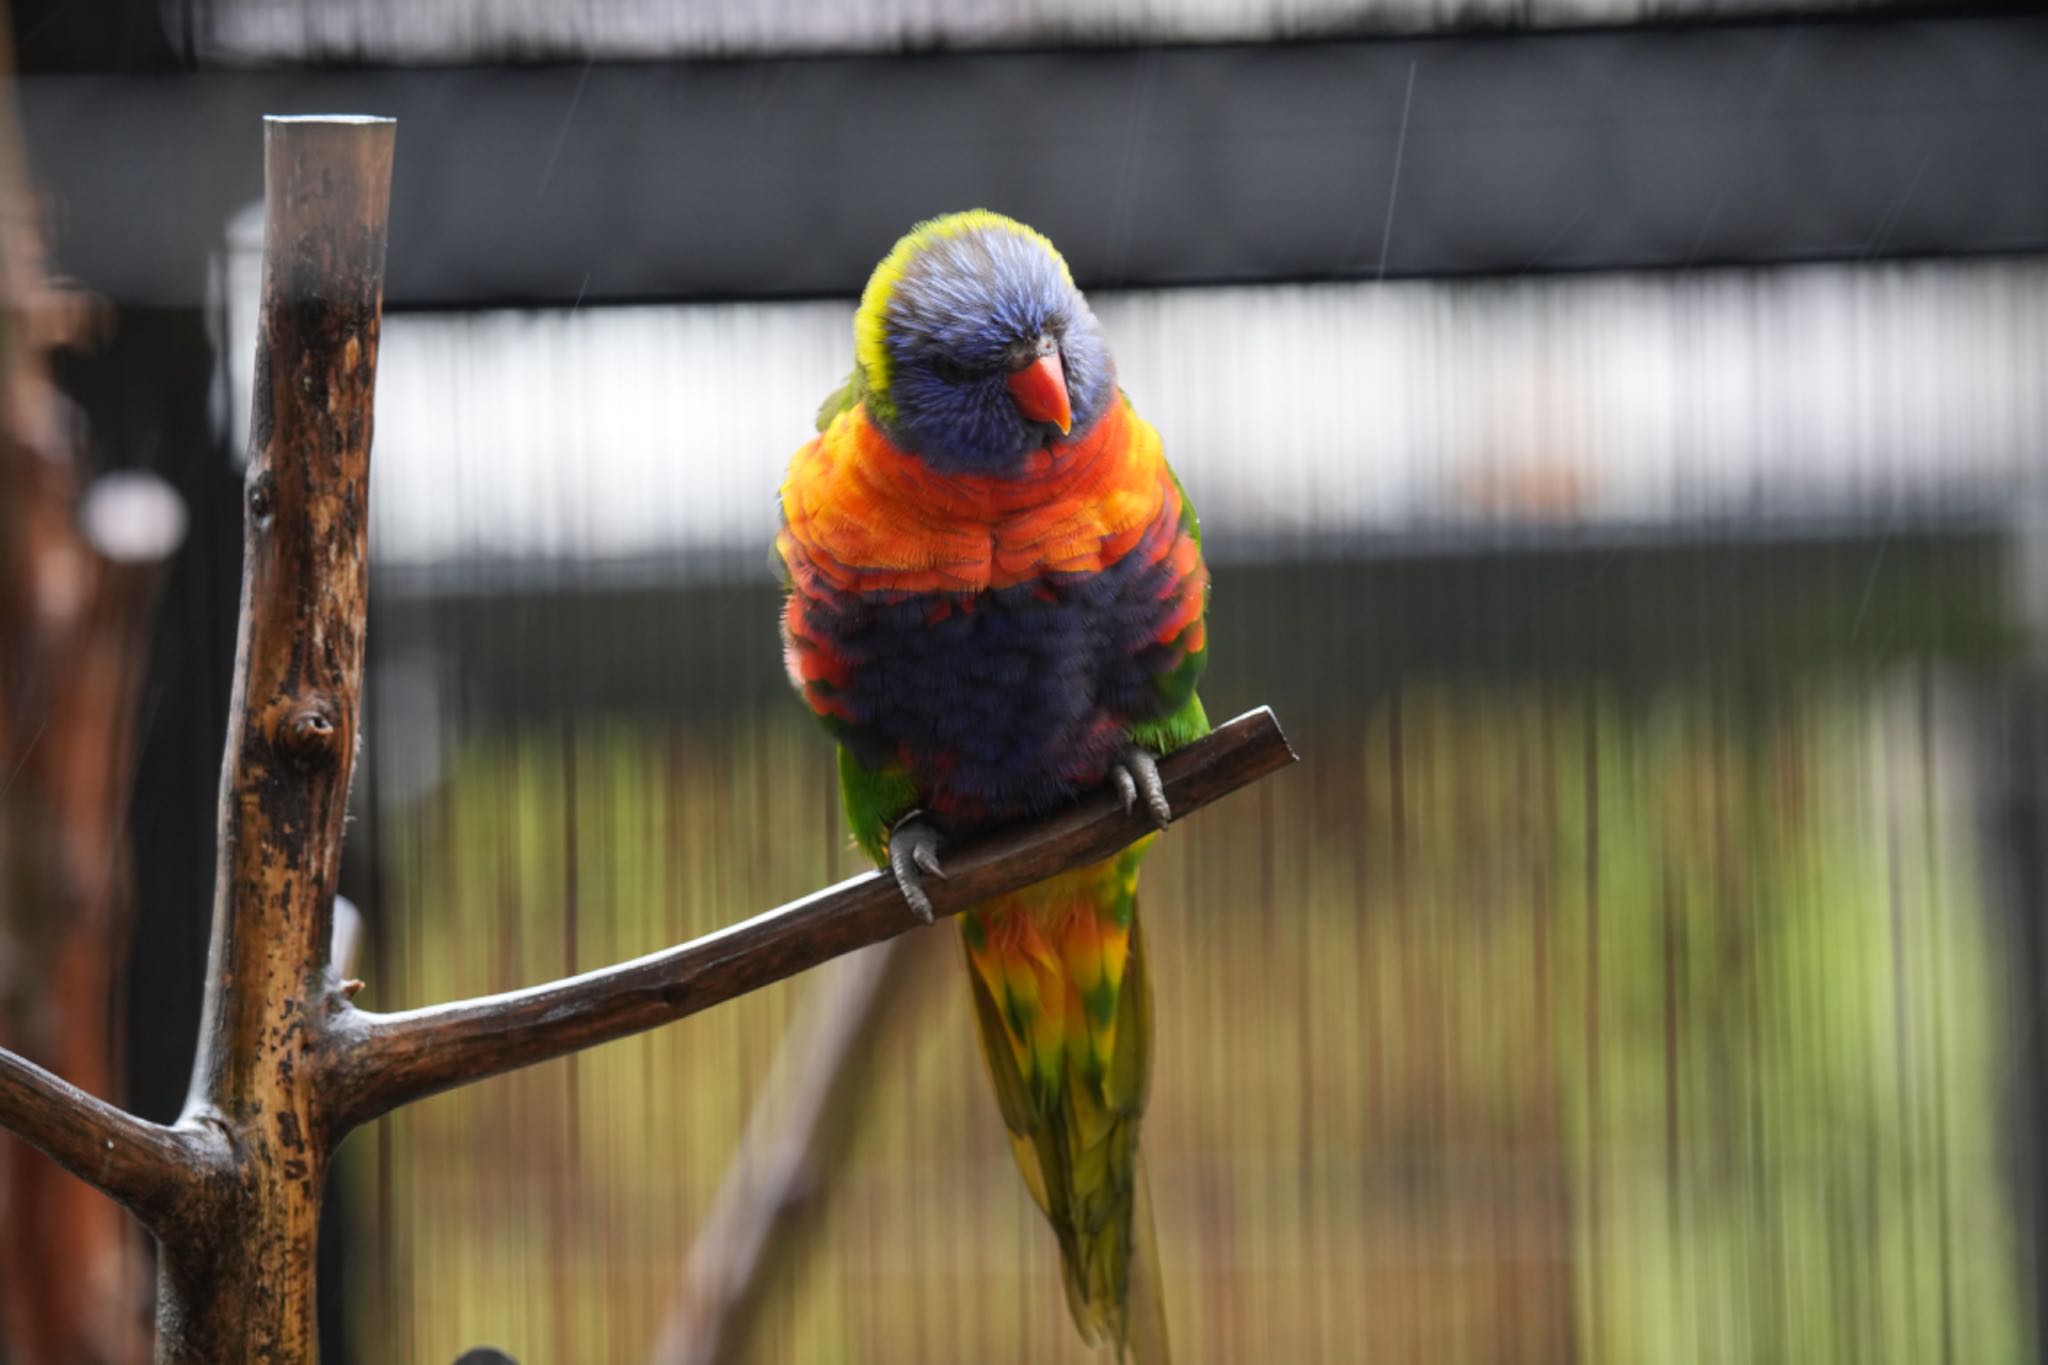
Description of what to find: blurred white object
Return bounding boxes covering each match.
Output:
[278,261,2045,582]
[195,0,1895,62]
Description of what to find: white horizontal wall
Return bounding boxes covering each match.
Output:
[196,0,1882,62]
[328,261,2048,576]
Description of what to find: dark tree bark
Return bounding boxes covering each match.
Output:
[147,114,397,1364]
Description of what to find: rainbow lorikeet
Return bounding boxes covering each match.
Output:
[775,210,1209,1361]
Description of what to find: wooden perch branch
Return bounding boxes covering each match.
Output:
[0,110,1299,1363]
[156,113,394,1364]
[331,707,1294,1130]
[0,113,397,1365]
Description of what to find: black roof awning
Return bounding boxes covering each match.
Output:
[19,13,2048,309]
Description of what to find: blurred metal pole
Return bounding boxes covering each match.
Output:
[647,935,928,1365]
[1991,475,2048,1363]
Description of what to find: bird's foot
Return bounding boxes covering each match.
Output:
[1111,746,1173,831]
[887,811,947,924]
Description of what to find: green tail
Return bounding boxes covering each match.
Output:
[961,864,1170,1364]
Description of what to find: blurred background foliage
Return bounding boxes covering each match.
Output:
[355,564,2028,1363]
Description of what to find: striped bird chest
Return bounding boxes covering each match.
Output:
[777,396,1205,826]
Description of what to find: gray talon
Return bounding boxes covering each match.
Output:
[889,816,944,924]
[1112,764,1139,815]
[1114,747,1172,830]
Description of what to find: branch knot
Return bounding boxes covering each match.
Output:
[274,696,342,766]
[245,471,276,529]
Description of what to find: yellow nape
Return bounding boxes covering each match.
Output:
[852,209,1072,421]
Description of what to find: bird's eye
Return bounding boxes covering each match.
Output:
[929,354,973,385]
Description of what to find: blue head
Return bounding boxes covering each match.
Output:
[853,211,1115,475]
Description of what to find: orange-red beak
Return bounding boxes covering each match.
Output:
[1005,351,1072,435]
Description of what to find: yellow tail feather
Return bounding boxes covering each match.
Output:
[961,857,1167,1362]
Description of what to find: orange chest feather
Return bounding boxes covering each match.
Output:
[778,398,1177,596]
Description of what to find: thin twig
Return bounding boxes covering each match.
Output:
[330,707,1296,1130]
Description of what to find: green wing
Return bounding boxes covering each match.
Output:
[1129,690,1209,758]
[838,744,919,867]
[1128,460,1211,758]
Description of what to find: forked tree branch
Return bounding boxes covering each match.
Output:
[0,111,1299,1362]
[329,707,1294,1131]
[0,703,1293,1248]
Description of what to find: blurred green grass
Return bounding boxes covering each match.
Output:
[349,675,2026,1363]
